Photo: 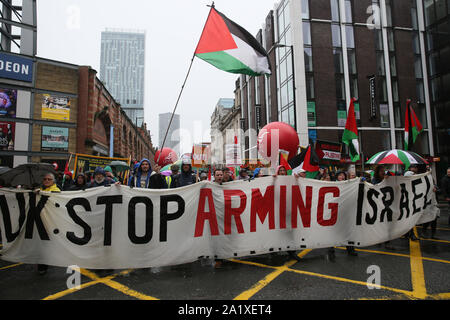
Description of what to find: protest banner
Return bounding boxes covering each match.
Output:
[0,173,438,269]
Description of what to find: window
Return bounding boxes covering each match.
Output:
[303,22,311,45]
[332,24,341,47]
[346,26,355,48]
[301,0,309,19]
[345,0,353,23]
[334,48,344,73]
[304,47,313,72]
[331,0,340,22]
[348,50,357,74]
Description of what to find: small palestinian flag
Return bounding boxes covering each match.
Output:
[404,99,423,151]
[288,145,320,178]
[279,150,292,174]
[342,98,360,162]
[195,7,271,76]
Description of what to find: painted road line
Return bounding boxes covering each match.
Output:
[233,250,312,300]
[43,269,134,300]
[409,237,427,299]
[336,246,450,265]
[285,267,416,299]
[0,263,22,271]
[79,268,159,300]
[420,238,450,244]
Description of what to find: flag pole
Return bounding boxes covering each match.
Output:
[157,3,215,165]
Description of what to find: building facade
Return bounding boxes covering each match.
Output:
[100,29,146,127]
[234,0,448,179]
[158,112,181,156]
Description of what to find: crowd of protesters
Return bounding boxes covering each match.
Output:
[1,155,448,274]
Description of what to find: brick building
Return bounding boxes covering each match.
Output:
[233,0,448,179]
[0,55,155,171]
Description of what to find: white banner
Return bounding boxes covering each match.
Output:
[0,173,438,269]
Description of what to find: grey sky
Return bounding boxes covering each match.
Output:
[36,0,277,155]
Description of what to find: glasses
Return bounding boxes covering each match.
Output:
[43,178,54,181]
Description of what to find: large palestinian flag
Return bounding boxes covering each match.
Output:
[404,99,423,150]
[195,7,271,76]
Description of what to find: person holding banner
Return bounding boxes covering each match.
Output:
[128,159,167,189]
[213,168,225,268]
[223,168,234,182]
[37,173,61,275]
[70,173,87,191]
[87,167,116,188]
[327,171,358,261]
[440,168,450,226]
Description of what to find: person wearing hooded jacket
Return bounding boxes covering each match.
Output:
[176,161,197,188]
[128,158,167,189]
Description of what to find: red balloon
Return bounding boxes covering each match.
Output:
[154,148,178,166]
[257,122,299,160]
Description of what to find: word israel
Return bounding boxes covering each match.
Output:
[0,174,437,269]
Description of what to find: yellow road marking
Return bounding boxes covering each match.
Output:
[285,267,416,298]
[78,268,159,300]
[0,263,22,271]
[409,233,427,299]
[429,292,450,300]
[420,238,450,244]
[233,250,311,300]
[335,247,450,265]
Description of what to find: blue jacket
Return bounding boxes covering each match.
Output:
[128,158,167,189]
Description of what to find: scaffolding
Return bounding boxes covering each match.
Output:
[0,0,36,56]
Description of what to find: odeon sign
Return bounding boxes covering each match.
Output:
[0,52,33,82]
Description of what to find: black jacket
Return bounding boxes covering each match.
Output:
[441,175,450,199]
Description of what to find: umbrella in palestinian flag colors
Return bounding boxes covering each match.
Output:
[195,6,271,76]
[366,149,428,169]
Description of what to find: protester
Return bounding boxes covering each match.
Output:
[37,173,61,275]
[327,171,357,260]
[403,165,419,241]
[61,171,74,191]
[128,159,167,189]
[317,166,328,180]
[213,168,225,268]
[40,172,61,192]
[169,164,180,187]
[371,165,386,185]
[294,169,307,179]
[199,172,208,181]
[223,167,234,182]
[70,173,87,191]
[420,165,440,239]
[238,168,250,181]
[104,166,119,183]
[87,167,115,188]
[176,160,197,187]
[440,168,450,226]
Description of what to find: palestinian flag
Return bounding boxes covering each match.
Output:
[288,145,320,178]
[279,150,292,174]
[342,98,360,162]
[195,7,271,76]
[404,99,423,150]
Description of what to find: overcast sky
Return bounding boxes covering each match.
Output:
[36,0,278,154]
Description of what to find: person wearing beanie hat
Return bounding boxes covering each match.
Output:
[87,167,115,188]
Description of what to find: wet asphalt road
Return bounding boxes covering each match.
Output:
[1,206,449,302]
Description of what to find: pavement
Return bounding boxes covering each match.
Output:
[1,205,449,301]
